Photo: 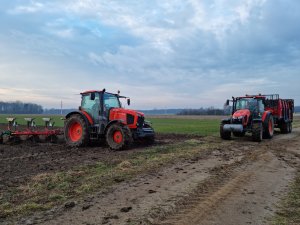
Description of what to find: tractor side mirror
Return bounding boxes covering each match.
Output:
[127,98,131,106]
[225,99,230,106]
[90,93,95,101]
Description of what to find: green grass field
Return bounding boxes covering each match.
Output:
[0,114,64,127]
[149,118,220,136]
[0,114,221,136]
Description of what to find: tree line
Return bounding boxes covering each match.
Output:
[177,107,225,115]
[0,101,43,114]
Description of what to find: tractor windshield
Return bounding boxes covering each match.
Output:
[103,93,121,109]
[236,98,258,112]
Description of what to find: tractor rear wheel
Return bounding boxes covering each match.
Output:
[220,123,231,140]
[263,115,274,139]
[64,114,89,147]
[252,122,263,142]
[106,124,132,150]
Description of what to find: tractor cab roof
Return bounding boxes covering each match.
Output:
[80,90,128,99]
[235,94,279,100]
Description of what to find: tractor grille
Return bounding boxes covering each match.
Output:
[137,115,144,128]
[126,114,135,125]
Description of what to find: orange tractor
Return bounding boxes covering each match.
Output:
[220,94,294,142]
[64,89,155,150]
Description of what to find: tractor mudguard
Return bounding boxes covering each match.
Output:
[262,111,271,123]
[65,111,93,126]
[104,120,125,133]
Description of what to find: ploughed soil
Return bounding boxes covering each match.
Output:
[1,123,300,225]
[0,124,191,190]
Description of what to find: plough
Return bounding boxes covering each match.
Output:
[0,117,63,144]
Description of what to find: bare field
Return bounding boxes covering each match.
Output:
[0,116,299,225]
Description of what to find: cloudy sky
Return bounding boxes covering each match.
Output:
[0,0,299,109]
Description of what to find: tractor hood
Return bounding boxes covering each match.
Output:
[233,109,251,119]
[232,109,251,126]
[109,108,145,128]
[110,108,144,118]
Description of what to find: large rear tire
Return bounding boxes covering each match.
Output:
[288,122,292,133]
[220,123,231,140]
[280,122,288,134]
[64,114,89,147]
[106,124,132,150]
[252,122,263,142]
[263,115,274,139]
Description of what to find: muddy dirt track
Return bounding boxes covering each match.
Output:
[1,126,300,225]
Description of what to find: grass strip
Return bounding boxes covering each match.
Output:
[272,171,300,225]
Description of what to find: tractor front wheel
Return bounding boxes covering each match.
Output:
[263,115,274,139]
[220,123,231,140]
[64,114,89,147]
[252,122,263,142]
[106,124,132,150]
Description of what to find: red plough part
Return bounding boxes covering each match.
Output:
[0,117,63,144]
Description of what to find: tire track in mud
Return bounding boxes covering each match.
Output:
[146,130,300,225]
[159,172,253,225]
[146,150,263,225]
[2,128,299,225]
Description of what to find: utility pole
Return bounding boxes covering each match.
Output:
[60,100,63,115]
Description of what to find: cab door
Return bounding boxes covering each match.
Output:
[81,92,101,123]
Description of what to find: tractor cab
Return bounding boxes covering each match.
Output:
[64,89,155,150]
[233,97,265,119]
[80,90,128,124]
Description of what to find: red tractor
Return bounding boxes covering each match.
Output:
[64,89,155,150]
[220,94,294,142]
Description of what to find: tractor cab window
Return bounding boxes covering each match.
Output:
[258,99,265,113]
[81,93,100,119]
[236,98,258,112]
[103,93,121,109]
[236,99,249,110]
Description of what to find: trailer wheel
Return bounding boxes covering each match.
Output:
[280,122,288,134]
[106,124,131,150]
[220,124,231,140]
[65,114,89,147]
[252,122,263,142]
[263,115,274,139]
[288,122,292,133]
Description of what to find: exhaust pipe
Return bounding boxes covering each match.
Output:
[223,124,244,133]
